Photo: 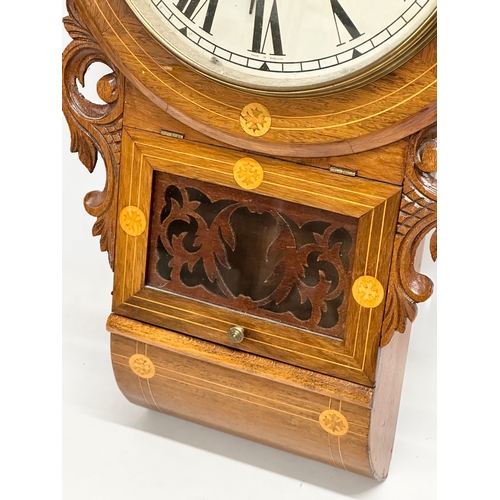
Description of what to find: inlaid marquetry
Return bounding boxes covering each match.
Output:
[239,103,272,137]
[106,313,412,479]
[111,128,401,386]
[319,409,349,437]
[72,0,436,157]
[128,353,155,379]
[119,205,146,236]
[352,276,385,309]
[232,157,264,190]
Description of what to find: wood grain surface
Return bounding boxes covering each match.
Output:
[71,0,437,156]
[111,127,401,385]
[123,81,408,185]
[107,313,416,480]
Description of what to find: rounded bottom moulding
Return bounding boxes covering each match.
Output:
[106,314,412,480]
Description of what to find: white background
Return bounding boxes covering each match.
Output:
[2,3,498,500]
[60,3,436,497]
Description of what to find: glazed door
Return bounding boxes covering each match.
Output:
[112,128,401,386]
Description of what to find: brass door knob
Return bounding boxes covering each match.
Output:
[227,326,245,344]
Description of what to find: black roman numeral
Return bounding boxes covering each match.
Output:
[249,0,284,56]
[175,0,219,34]
[330,0,362,45]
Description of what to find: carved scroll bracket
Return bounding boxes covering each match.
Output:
[381,124,437,347]
[62,0,124,269]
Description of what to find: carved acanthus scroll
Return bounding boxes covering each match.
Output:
[62,0,124,269]
[381,124,437,347]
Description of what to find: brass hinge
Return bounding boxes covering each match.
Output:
[160,129,185,140]
[329,166,357,177]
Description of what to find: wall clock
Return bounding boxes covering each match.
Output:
[62,0,437,481]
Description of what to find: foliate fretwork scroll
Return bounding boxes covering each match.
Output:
[62,0,124,269]
[147,173,358,340]
[381,124,437,347]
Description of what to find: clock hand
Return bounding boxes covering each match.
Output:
[249,0,255,15]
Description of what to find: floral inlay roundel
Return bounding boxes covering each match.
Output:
[319,409,349,436]
[352,275,384,308]
[129,354,155,379]
[233,158,264,190]
[119,205,146,237]
[239,103,271,137]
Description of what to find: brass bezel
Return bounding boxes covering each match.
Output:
[123,1,436,97]
[191,11,437,98]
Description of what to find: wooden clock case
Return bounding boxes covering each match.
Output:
[62,0,437,481]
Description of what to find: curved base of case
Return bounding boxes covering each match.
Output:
[107,314,412,480]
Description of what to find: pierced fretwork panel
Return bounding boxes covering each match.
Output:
[146,172,358,340]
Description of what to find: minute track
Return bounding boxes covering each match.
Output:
[127,0,436,93]
[155,0,428,73]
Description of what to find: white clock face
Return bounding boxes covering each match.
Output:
[125,0,436,94]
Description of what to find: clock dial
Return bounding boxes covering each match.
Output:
[124,0,436,94]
